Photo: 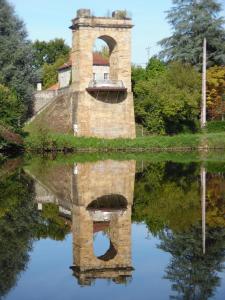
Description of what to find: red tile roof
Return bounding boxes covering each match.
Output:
[93,53,109,66]
[58,60,72,71]
[58,53,109,71]
[47,82,59,91]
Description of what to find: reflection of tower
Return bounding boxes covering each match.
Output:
[71,160,136,286]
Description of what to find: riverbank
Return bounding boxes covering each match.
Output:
[24,131,225,153]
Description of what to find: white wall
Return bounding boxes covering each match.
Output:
[93,65,110,81]
[58,68,71,88]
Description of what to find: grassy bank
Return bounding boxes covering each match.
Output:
[24,131,225,153]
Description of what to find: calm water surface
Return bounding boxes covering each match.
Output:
[0,157,225,300]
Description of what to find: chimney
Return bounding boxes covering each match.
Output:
[37,82,42,91]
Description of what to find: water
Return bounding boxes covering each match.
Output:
[0,156,225,300]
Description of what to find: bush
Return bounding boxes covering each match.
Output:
[207,121,225,133]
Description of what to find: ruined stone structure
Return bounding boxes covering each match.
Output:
[25,159,136,285]
[30,9,136,139]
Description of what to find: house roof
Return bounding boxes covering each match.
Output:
[47,82,59,91]
[93,53,109,66]
[58,53,109,71]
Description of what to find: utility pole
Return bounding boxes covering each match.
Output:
[201,38,207,128]
[146,45,151,62]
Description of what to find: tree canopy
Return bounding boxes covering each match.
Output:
[133,59,201,134]
[159,0,225,68]
[207,66,225,120]
[32,39,70,89]
[0,0,37,119]
[33,39,70,69]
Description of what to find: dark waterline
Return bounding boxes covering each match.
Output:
[0,157,225,300]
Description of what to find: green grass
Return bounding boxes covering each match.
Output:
[24,130,225,153]
[23,117,225,152]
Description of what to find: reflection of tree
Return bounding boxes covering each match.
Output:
[34,203,71,241]
[133,162,200,234]
[159,225,225,300]
[0,168,70,299]
[134,161,225,299]
[206,173,225,227]
[0,171,36,299]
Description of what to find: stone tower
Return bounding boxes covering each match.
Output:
[70,9,136,138]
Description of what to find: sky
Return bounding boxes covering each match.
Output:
[9,0,225,65]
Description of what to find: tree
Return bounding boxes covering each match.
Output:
[134,61,201,134]
[42,56,68,89]
[33,39,70,89]
[33,39,70,69]
[159,0,225,68]
[0,84,24,132]
[207,66,225,120]
[0,0,37,119]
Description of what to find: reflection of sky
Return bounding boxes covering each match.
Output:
[5,223,225,300]
[93,232,110,257]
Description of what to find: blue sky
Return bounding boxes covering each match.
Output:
[9,0,225,65]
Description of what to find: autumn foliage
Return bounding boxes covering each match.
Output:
[207,66,225,120]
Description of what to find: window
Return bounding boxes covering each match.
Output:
[104,73,109,80]
[93,73,96,80]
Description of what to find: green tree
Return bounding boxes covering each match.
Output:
[33,39,70,68]
[146,57,166,78]
[134,61,201,134]
[0,84,23,132]
[42,56,69,89]
[0,0,37,119]
[159,0,225,68]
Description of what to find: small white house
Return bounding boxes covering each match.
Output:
[58,53,109,89]
[33,53,110,115]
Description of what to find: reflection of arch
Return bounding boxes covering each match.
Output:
[98,241,117,261]
[87,194,128,211]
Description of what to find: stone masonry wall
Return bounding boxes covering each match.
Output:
[76,91,135,138]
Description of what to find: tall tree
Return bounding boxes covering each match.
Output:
[0,0,37,119]
[159,0,225,68]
